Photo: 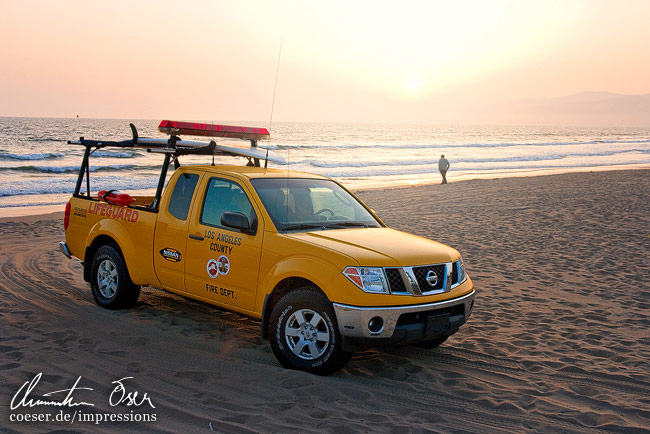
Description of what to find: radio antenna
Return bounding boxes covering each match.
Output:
[285,147,289,232]
[268,37,287,229]
[269,37,283,133]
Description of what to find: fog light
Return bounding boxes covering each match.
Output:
[368,316,384,333]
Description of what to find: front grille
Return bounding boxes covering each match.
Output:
[413,264,446,292]
[385,268,407,293]
[451,262,458,285]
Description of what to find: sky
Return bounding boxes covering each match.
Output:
[1,0,649,124]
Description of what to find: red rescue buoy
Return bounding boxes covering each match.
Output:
[98,190,136,207]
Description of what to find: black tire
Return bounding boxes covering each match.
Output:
[90,244,140,309]
[269,287,352,375]
[414,335,448,349]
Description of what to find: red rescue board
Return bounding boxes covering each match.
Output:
[158,120,270,141]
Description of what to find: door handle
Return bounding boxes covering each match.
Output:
[189,234,204,241]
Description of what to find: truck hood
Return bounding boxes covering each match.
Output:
[288,227,459,267]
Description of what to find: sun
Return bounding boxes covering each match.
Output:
[406,78,419,91]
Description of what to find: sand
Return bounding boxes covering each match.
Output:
[1,169,649,433]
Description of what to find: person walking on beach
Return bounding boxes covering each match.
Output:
[438,154,450,184]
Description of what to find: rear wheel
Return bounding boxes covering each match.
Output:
[90,245,140,309]
[269,288,352,375]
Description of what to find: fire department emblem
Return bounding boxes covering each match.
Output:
[217,255,230,276]
[207,259,219,278]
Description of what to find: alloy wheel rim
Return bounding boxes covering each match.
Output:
[97,259,118,298]
[284,308,330,360]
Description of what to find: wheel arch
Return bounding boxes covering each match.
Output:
[82,218,154,284]
[261,277,327,339]
[83,234,125,282]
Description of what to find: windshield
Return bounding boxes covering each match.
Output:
[250,178,382,232]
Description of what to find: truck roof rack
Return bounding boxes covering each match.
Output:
[68,121,283,163]
[67,121,284,212]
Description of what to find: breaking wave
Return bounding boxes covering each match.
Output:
[272,138,650,151]
[312,160,650,179]
[0,176,161,198]
[0,164,161,174]
[93,150,143,158]
[306,149,650,168]
[0,152,64,161]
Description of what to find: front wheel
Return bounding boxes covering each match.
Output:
[90,244,140,309]
[269,288,352,375]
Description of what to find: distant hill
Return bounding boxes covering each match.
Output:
[473,92,650,127]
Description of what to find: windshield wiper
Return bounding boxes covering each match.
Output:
[282,223,324,232]
[283,221,378,231]
[323,222,372,229]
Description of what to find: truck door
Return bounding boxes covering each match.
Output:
[184,176,263,312]
[153,171,203,291]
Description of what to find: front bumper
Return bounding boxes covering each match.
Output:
[332,290,475,343]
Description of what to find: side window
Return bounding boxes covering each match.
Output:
[167,173,199,220]
[201,178,256,230]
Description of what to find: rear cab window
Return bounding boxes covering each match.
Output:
[167,173,200,220]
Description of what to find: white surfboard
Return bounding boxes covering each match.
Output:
[69,121,286,164]
[137,137,285,164]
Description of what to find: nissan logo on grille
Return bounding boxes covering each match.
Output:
[425,270,438,287]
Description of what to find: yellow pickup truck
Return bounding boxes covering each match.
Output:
[60,121,475,375]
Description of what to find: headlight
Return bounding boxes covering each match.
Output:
[342,266,389,294]
[458,258,466,282]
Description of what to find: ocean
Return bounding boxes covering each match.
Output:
[1,117,649,210]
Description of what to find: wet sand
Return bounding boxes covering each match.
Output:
[1,169,649,433]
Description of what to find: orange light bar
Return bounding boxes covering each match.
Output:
[158,120,270,141]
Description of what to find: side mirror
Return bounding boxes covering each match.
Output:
[221,212,252,234]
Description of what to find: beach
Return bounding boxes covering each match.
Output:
[1,169,649,433]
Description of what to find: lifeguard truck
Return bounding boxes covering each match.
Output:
[60,121,475,375]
